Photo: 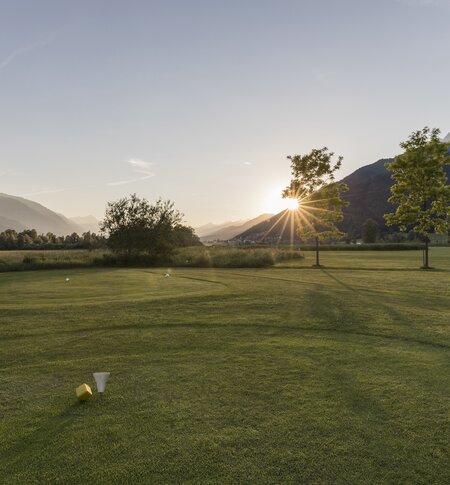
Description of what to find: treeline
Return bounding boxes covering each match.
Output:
[0,229,106,250]
[0,224,202,252]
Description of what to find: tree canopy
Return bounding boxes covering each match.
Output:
[385,127,450,267]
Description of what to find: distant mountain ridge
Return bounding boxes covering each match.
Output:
[340,158,395,236]
[195,220,245,238]
[70,215,100,233]
[198,213,273,241]
[0,193,83,235]
[233,210,299,243]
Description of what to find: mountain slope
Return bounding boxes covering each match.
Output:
[200,213,273,241]
[233,210,298,243]
[70,215,100,233]
[0,193,83,235]
[0,215,26,232]
[195,220,245,238]
[341,155,450,237]
[340,158,395,236]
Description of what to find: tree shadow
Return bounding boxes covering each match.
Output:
[0,401,92,474]
[276,264,449,273]
[316,268,450,351]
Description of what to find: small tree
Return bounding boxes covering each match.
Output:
[385,127,450,269]
[362,219,379,243]
[283,147,348,266]
[100,194,183,261]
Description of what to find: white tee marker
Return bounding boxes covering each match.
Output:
[93,372,110,394]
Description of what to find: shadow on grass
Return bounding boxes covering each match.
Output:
[318,268,450,350]
[0,401,93,474]
[276,265,449,273]
[3,320,449,353]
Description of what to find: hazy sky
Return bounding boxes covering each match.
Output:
[1,0,449,226]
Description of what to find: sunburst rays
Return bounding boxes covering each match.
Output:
[256,184,345,246]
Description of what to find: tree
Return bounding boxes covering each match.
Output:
[362,219,379,243]
[283,147,348,266]
[18,233,33,248]
[100,194,183,260]
[65,233,81,245]
[0,230,18,249]
[385,127,450,269]
[46,232,57,244]
[172,225,202,247]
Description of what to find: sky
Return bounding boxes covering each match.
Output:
[0,0,449,227]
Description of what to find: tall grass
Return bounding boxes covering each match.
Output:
[0,250,107,272]
[0,247,304,272]
[171,246,304,268]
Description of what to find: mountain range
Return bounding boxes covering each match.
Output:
[197,214,273,242]
[69,215,101,233]
[0,193,100,235]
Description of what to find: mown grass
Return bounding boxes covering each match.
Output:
[0,249,449,483]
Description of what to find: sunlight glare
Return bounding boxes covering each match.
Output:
[263,186,300,213]
[284,198,299,211]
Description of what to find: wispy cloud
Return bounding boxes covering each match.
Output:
[127,159,153,171]
[107,158,155,187]
[18,158,155,198]
[244,161,252,166]
[0,37,53,72]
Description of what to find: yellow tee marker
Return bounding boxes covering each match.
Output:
[76,383,92,401]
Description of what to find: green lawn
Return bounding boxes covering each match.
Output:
[1,249,449,484]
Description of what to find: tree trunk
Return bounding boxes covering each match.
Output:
[315,237,320,266]
[423,237,430,269]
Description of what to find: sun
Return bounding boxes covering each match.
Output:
[284,197,299,211]
[263,186,301,213]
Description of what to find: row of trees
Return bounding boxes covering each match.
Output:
[0,229,106,250]
[283,127,450,268]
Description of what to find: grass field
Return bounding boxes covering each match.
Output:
[1,249,449,484]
